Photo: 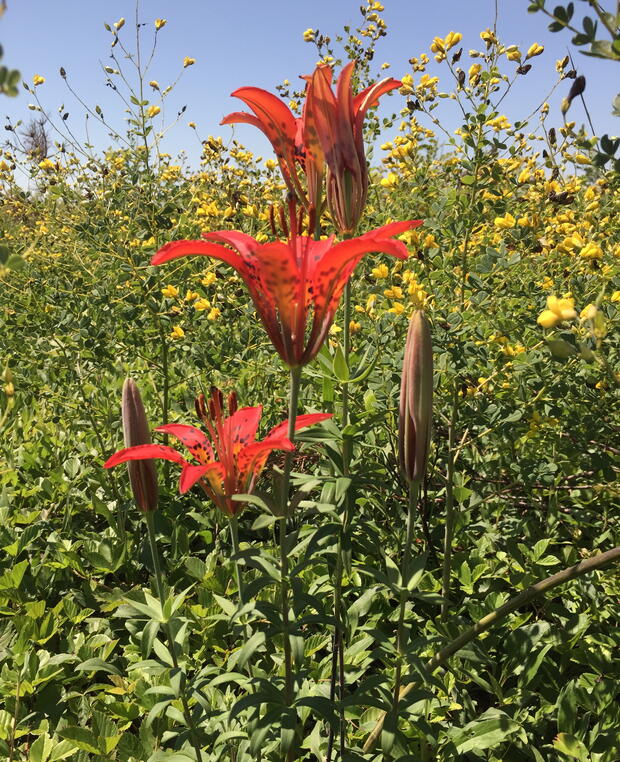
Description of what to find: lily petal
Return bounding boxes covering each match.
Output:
[179,464,211,494]
[104,444,187,468]
[222,406,263,454]
[156,423,215,464]
[266,412,332,440]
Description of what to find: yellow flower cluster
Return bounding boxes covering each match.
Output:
[537,295,577,328]
[430,31,462,62]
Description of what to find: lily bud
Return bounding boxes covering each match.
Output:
[398,311,433,483]
[121,378,158,512]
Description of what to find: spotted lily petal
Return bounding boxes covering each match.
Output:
[104,444,188,469]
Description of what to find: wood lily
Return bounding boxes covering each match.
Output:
[151,220,422,367]
[105,388,330,516]
[306,60,402,233]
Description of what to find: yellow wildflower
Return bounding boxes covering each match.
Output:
[388,302,406,315]
[494,213,516,229]
[537,295,577,328]
[146,105,161,118]
[610,291,620,303]
[207,307,221,321]
[400,73,414,94]
[468,63,482,85]
[538,276,554,290]
[170,325,185,339]
[526,43,544,59]
[149,80,160,90]
[517,168,530,183]
[580,242,603,260]
[445,31,462,50]
[161,284,179,298]
[303,28,315,42]
[194,298,211,311]
[33,74,46,86]
[185,290,199,302]
[380,173,398,187]
[155,18,167,30]
[372,263,389,279]
[480,29,497,46]
[183,57,196,68]
[114,17,125,30]
[505,46,521,62]
[38,158,55,171]
[580,304,597,321]
[201,272,217,287]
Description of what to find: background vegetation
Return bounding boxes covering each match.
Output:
[0,2,618,760]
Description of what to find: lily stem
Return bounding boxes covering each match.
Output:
[229,516,244,606]
[327,238,354,762]
[145,511,204,762]
[441,388,458,621]
[392,480,420,725]
[279,366,302,757]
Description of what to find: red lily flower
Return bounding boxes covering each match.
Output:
[306,61,402,233]
[151,219,423,368]
[104,388,331,516]
[222,85,325,218]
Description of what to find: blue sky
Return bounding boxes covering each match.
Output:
[1,0,617,168]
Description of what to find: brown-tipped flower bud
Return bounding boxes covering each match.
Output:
[561,75,586,115]
[398,311,433,484]
[121,378,158,512]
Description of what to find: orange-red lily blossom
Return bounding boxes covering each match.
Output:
[307,61,402,233]
[222,85,325,219]
[151,219,422,368]
[104,388,331,516]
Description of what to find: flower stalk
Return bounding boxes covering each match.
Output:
[144,510,204,762]
[279,365,302,758]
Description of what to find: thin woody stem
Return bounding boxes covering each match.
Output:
[364,545,620,752]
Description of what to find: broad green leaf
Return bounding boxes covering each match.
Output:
[553,732,590,760]
[75,658,121,677]
[450,709,521,754]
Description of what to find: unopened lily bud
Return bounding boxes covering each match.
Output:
[398,311,433,483]
[121,378,158,512]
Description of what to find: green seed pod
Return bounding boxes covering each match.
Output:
[398,311,433,484]
[121,378,158,512]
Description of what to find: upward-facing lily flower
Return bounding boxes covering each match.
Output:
[151,218,423,368]
[104,388,331,516]
[306,61,402,233]
[222,85,325,218]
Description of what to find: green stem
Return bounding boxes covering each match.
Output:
[327,236,355,761]
[229,516,244,605]
[392,480,420,715]
[7,666,21,762]
[441,388,458,621]
[145,512,204,762]
[364,545,620,752]
[279,366,302,756]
